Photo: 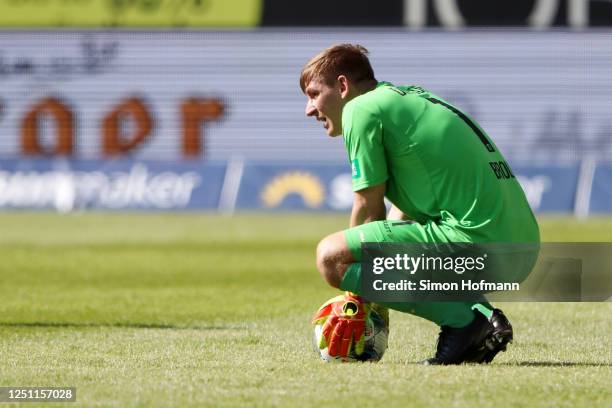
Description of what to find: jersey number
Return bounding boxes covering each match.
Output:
[426,97,495,153]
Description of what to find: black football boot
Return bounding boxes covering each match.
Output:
[464,308,514,364]
[421,311,493,365]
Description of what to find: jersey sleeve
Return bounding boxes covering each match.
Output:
[342,102,388,191]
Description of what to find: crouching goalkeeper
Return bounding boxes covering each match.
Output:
[301,44,540,365]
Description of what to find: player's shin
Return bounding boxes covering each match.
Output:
[340,262,473,328]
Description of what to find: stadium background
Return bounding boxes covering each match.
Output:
[1,2,611,407]
[0,0,611,216]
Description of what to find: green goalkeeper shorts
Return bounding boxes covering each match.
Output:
[343,219,471,261]
[343,219,539,287]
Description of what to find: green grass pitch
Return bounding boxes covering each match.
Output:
[0,213,610,407]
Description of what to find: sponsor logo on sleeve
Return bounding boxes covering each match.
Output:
[351,159,361,179]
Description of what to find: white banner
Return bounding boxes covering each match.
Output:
[0,31,611,162]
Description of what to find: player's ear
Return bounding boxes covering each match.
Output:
[337,75,350,99]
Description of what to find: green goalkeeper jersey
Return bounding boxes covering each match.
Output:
[342,81,539,243]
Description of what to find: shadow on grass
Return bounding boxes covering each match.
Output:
[498,361,612,367]
[0,322,245,331]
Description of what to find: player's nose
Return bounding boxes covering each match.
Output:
[305,101,317,117]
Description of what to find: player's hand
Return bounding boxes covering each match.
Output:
[312,292,370,358]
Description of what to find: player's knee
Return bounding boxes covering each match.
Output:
[316,237,338,287]
[316,234,348,288]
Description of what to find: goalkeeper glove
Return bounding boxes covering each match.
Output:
[312,292,371,358]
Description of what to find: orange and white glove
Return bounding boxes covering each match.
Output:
[312,292,371,358]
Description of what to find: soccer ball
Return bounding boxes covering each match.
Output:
[313,309,389,363]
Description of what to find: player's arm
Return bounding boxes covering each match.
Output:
[344,103,387,227]
[350,182,386,227]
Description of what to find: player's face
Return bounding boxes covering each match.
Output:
[304,78,345,137]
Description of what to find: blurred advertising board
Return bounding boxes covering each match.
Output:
[235,164,351,211]
[1,160,606,214]
[513,164,580,213]
[0,0,262,27]
[1,1,611,28]
[590,162,612,214]
[263,0,612,28]
[0,159,225,211]
[234,163,582,213]
[0,31,611,163]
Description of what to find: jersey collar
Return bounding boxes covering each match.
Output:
[376,81,394,88]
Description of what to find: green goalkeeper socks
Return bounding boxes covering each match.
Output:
[471,302,494,319]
